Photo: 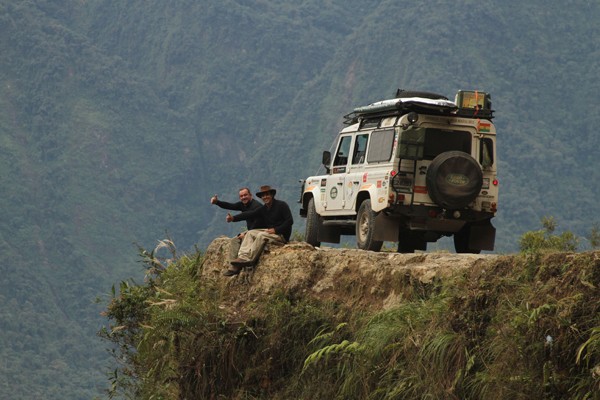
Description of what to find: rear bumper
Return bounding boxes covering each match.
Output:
[373,205,495,241]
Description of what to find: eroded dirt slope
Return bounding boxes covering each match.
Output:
[200,237,506,310]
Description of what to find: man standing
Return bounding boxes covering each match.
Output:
[223,185,293,276]
[211,187,264,263]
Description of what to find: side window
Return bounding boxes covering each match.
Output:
[360,117,380,130]
[367,129,395,163]
[333,135,352,171]
[352,134,369,164]
[480,138,494,168]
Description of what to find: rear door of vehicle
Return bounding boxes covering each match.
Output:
[413,125,474,205]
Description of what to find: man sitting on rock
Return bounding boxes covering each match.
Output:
[211,187,265,263]
[223,185,293,276]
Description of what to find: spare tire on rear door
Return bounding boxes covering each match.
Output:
[426,151,483,209]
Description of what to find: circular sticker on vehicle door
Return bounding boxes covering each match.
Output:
[330,187,338,199]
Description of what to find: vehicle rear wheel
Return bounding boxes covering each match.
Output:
[356,199,383,251]
[454,225,481,254]
[305,198,321,247]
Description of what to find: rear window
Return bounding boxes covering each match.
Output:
[423,129,471,159]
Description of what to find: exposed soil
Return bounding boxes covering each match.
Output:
[201,237,506,312]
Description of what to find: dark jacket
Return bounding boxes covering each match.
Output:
[232,198,294,242]
[215,199,264,230]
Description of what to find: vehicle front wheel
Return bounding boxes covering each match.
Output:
[305,198,321,247]
[356,199,383,251]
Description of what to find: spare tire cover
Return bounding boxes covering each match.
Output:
[426,151,483,209]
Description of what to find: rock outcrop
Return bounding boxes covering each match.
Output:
[200,237,505,310]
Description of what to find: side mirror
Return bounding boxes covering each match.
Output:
[322,151,331,172]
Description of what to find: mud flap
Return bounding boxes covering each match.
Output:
[318,223,342,244]
[373,213,399,242]
[398,228,428,252]
[470,222,496,251]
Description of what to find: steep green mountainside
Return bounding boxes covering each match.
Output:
[76,0,372,246]
[258,0,600,246]
[0,0,599,398]
[77,0,600,248]
[0,1,197,397]
[102,239,600,399]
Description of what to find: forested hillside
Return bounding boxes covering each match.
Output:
[101,238,600,399]
[1,0,599,398]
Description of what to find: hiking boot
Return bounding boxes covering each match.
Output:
[230,258,253,267]
[223,267,241,276]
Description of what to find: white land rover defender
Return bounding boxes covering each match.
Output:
[299,89,498,253]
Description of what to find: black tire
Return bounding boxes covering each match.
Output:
[305,198,321,247]
[356,199,383,251]
[454,225,481,254]
[426,151,483,209]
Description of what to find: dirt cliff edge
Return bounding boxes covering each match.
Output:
[200,237,506,310]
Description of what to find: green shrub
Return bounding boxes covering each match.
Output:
[519,217,579,254]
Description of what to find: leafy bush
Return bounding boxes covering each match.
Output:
[519,217,579,254]
[101,240,599,400]
[100,242,339,399]
[300,256,600,400]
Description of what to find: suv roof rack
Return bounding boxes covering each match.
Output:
[343,89,494,125]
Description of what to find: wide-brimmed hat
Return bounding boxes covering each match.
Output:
[256,185,276,198]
